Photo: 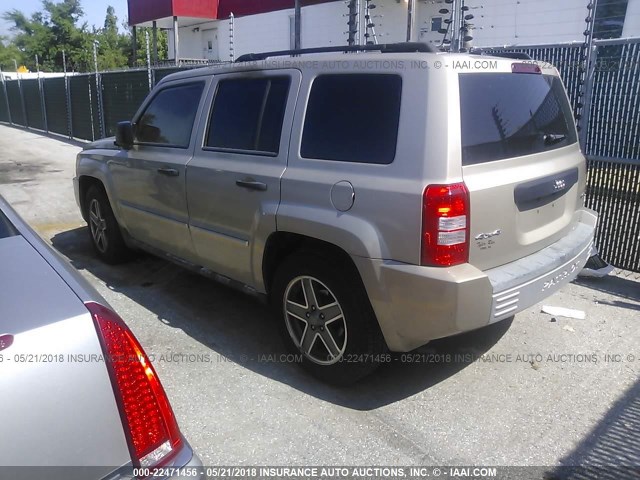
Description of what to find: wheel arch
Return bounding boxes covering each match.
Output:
[78,176,106,222]
[262,232,363,296]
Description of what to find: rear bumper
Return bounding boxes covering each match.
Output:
[486,208,596,323]
[354,208,597,352]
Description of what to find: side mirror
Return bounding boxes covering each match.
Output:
[115,121,134,150]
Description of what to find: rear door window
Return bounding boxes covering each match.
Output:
[459,73,577,165]
[301,74,402,164]
[206,77,291,155]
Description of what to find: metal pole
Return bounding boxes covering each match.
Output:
[347,1,357,46]
[229,13,235,62]
[152,21,158,63]
[63,49,72,139]
[93,41,105,138]
[579,0,599,149]
[406,0,415,42]
[294,0,302,50]
[580,45,599,150]
[37,57,48,133]
[132,26,137,67]
[0,67,13,125]
[146,30,152,92]
[14,59,27,128]
[365,0,378,45]
[356,0,362,45]
[450,0,460,52]
[173,16,180,66]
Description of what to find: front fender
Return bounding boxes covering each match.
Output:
[76,152,124,227]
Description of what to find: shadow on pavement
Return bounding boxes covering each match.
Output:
[52,226,511,411]
[549,376,640,480]
[575,275,640,304]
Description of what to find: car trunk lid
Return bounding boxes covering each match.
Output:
[0,234,131,476]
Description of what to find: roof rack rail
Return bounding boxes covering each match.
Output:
[470,49,533,60]
[235,42,434,63]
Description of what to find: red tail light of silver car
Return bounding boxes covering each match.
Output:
[86,302,182,468]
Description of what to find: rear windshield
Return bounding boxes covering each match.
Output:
[459,73,577,166]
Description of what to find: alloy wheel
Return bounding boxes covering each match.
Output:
[283,276,348,365]
[89,198,108,253]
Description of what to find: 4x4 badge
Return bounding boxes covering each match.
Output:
[475,230,502,241]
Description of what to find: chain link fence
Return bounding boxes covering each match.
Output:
[0,45,639,273]
[0,65,204,143]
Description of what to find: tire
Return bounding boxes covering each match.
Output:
[85,184,131,264]
[271,251,386,385]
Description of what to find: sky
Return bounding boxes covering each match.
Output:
[1,0,130,38]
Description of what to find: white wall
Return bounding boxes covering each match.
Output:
[167,0,640,61]
[623,0,640,37]
[416,0,591,48]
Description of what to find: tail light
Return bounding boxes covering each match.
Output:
[86,302,182,467]
[421,182,470,267]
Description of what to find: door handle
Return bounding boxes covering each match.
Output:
[235,180,267,191]
[157,167,179,177]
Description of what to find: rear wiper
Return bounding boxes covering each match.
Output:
[543,133,567,146]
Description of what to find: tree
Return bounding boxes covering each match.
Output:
[95,6,128,70]
[0,35,24,71]
[2,0,169,72]
[2,0,92,71]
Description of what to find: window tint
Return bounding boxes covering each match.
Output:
[301,74,402,164]
[459,73,578,166]
[135,82,204,148]
[206,77,290,155]
[0,210,18,239]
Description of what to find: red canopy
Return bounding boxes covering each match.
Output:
[128,0,337,25]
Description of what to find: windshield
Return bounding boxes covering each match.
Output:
[459,73,578,165]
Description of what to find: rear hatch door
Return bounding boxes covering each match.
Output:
[458,64,586,271]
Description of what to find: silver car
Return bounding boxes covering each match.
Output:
[0,195,204,479]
